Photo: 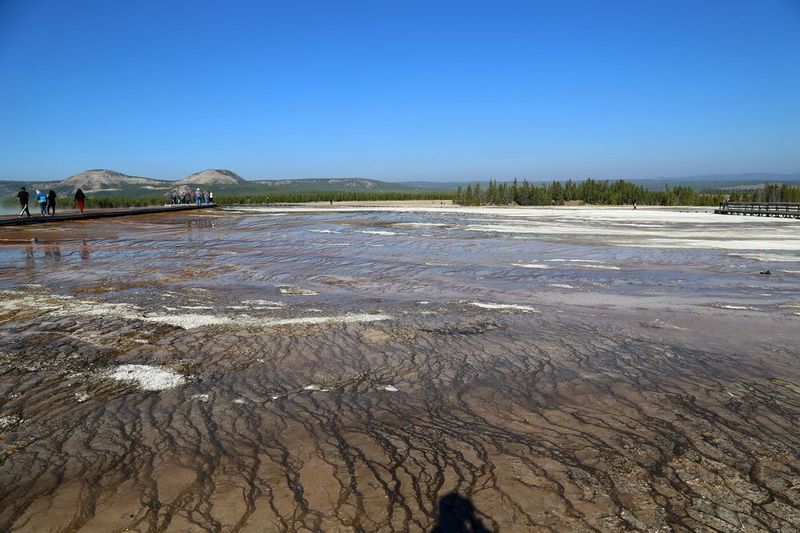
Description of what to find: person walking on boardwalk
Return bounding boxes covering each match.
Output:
[36,189,48,216]
[47,189,57,216]
[74,188,86,214]
[17,186,31,217]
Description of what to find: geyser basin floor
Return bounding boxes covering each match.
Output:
[0,207,799,531]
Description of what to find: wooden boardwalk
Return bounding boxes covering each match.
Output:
[0,204,216,227]
[714,202,800,219]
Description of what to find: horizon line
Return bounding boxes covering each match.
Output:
[3,169,800,184]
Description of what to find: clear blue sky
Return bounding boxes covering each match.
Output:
[1,0,799,181]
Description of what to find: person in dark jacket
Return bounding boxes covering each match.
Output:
[74,188,86,214]
[47,189,57,216]
[17,187,31,217]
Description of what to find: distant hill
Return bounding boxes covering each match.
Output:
[632,173,800,191]
[249,178,422,193]
[398,181,465,191]
[178,169,246,186]
[0,169,171,199]
[58,169,169,193]
[659,173,800,182]
[0,169,446,200]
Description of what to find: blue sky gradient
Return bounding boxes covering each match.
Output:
[1,0,799,181]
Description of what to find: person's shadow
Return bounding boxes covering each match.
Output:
[431,492,492,532]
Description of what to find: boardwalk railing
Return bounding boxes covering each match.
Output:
[714,202,800,219]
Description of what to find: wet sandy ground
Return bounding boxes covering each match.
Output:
[1,207,799,532]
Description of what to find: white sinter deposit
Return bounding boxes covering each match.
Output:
[104,364,186,391]
[470,302,539,313]
[229,206,800,252]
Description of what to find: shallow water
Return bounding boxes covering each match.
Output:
[1,207,799,531]
[0,206,22,216]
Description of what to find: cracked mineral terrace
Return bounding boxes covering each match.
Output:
[1,206,799,531]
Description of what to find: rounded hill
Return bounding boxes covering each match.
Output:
[60,169,164,192]
[178,169,245,186]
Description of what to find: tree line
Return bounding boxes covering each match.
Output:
[90,183,795,207]
[455,179,800,207]
[2,191,454,209]
[6,182,800,209]
[726,183,800,203]
[216,191,455,204]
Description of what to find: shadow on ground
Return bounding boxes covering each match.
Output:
[431,492,491,532]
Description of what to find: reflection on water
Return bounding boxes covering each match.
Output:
[2,209,799,305]
[0,208,799,531]
[43,243,61,262]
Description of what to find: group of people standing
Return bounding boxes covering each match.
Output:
[169,189,213,205]
[16,186,86,217]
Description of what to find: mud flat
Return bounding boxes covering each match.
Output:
[1,207,800,531]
